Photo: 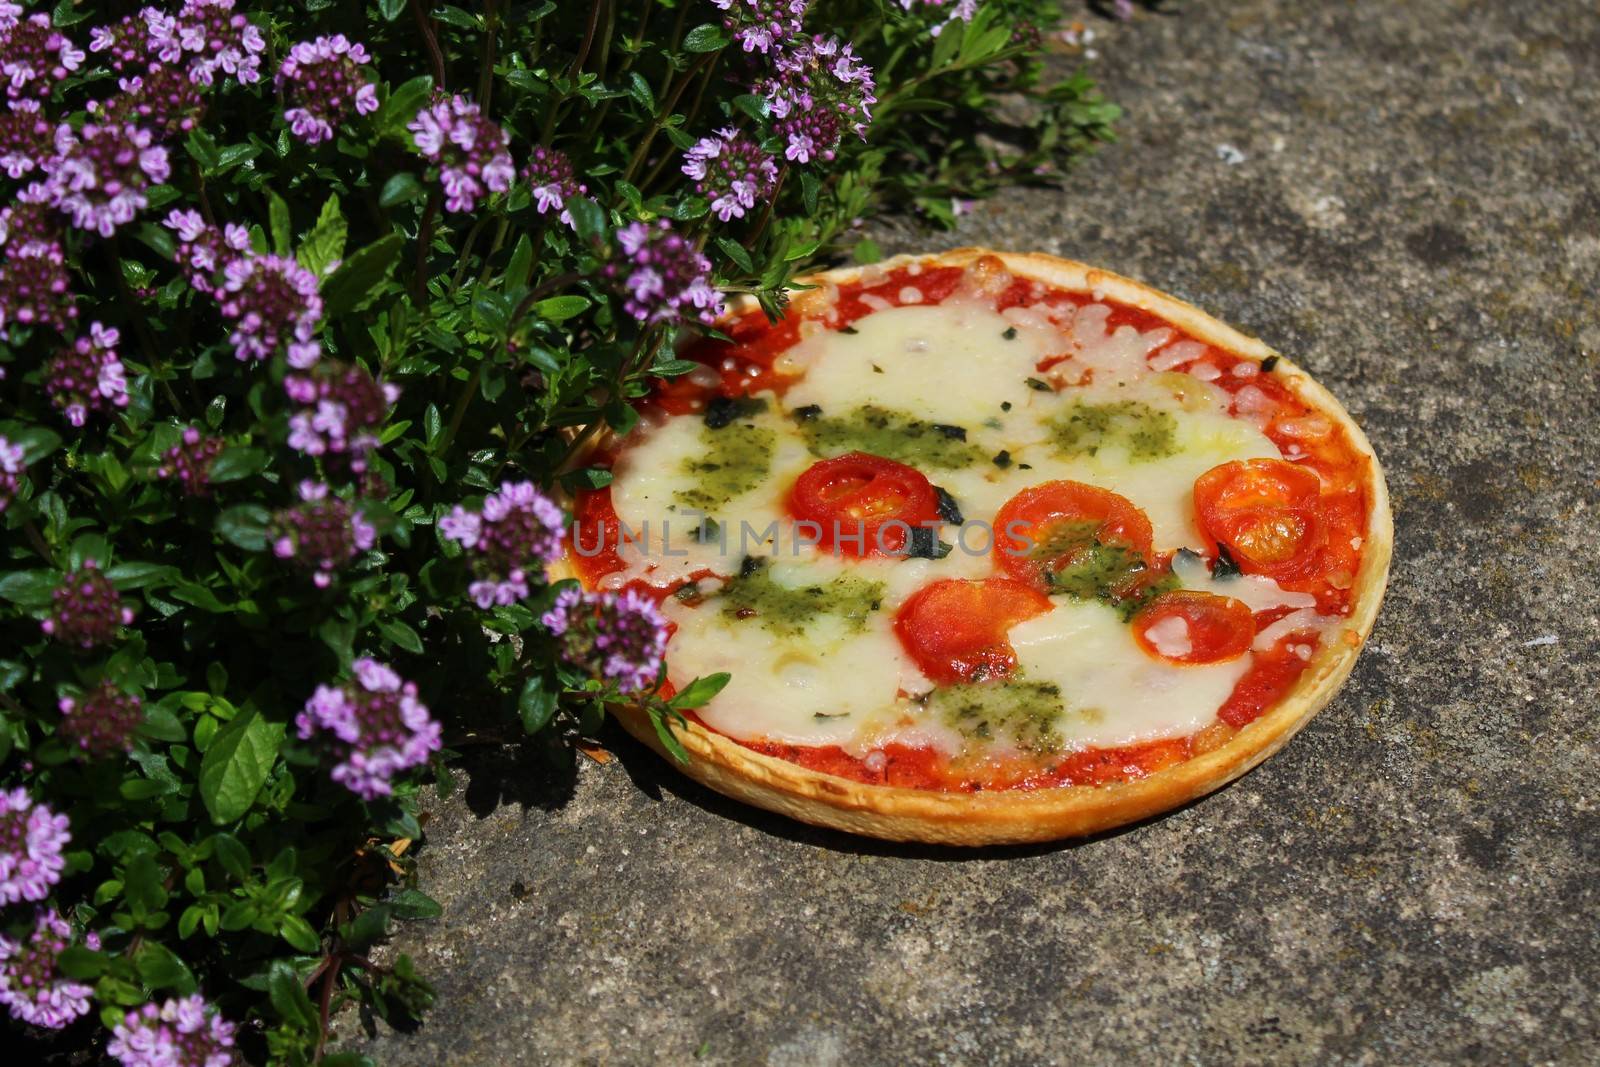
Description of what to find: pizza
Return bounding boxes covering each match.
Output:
[560,249,1392,845]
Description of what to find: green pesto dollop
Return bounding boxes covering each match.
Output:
[717,561,884,637]
[929,679,1077,755]
[799,405,984,469]
[675,421,775,511]
[1049,400,1178,461]
[1024,520,1180,618]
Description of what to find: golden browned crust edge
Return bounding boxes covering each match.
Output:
[595,248,1394,845]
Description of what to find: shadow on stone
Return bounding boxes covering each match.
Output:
[601,717,1214,861]
[455,733,580,817]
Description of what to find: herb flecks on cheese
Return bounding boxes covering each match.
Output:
[717,559,884,637]
[1049,399,1178,461]
[799,404,984,469]
[930,679,1091,755]
[676,421,775,511]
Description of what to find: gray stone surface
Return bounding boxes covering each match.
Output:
[348,2,1600,1062]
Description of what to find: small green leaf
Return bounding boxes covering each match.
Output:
[389,889,443,919]
[279,914,322,954]
[626,72,654,111]
[378,619,425,655]
[198,708,284,824]
[647,705,690,763]
[715,236,755,275]
[378,0,406,19]
[533,295,591,322]
[431,4,480,28]
[268,961,319,1030]
[380,172,426,208]
[296,194,347,278]
[267,189,291,257]
[105,562,178,590]
[184,128,221,170]
[504,234,534,290]
[517,675,558,734]
[682,23,730,52]
[0,570,61,608]
[210,832,250,880]
[215,505,272,552]
[124,852,170,914]
[381,76,435,135]
[120,777,175,801]
[207,447,267,484]
[56,947,107,980]
[135,943,196,993]
[566,197,605,242]
[322,234,404,316]
[669,673,731,709]
[137,707,187,743]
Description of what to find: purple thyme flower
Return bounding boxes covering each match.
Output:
[408,94,515,213]
[162,207,251,293]
[602,220,723,326]
[147,0,266,89]
[295,658,442,800]
[271,481,377,588]
[0,910,93,1029]
[41,560,135,649]
[59,681,144,758]
[755,35,877,164]
[0,100,50,179]
[543,587,668,695]
[1111,0,1135,19]
[0,11,85,102]
[283,360,398,474]
[216,253,323,367]
[88,13,158,74]
[711,0,808,54]
[0,435,25,512]
[277,34,379,146]
[157,426,226,496]
[39,122,171,237]
[0,789,70,906]
[108,994,239,1067]
[89,65,208,138]
[0,233,74,340]
[522,146,586,225]
[441,480,565,609]
[45,321,129,427]
[897,0,979,37]
[682,127,780,222]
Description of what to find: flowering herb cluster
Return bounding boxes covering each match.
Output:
[0,0,1117,1062]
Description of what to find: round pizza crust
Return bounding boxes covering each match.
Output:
[588,248,1394,846]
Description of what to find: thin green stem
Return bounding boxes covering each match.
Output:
[410,0,446,87]
[449,215,493,291]
[478,0,499,110]
[569,0,603,79]
[412,192,441,303]
[441,360,486,454]
[623,52,718,186]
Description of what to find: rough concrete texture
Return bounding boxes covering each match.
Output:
[348,1,1600,1062]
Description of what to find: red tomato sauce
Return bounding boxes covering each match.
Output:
[572,261,1373,789]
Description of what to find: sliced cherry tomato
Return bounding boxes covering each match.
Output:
[1131,590,1254,665]
[788,451,939,557]
[1193,458,1325,581]
[894,578,1052,685]
[992,480,1155,596]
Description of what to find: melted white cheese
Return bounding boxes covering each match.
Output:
[1006,599,1253,748]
